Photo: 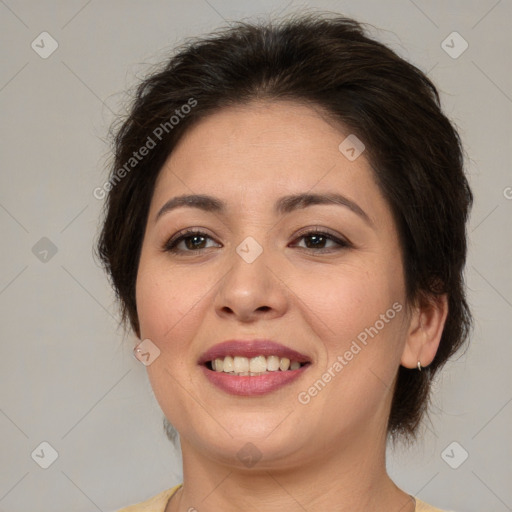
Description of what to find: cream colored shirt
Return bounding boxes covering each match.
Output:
[116,485,455,511]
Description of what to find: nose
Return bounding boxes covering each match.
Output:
[213,244,288,323]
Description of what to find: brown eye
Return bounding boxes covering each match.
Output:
[164,230,221,253]
[291,230,351,252]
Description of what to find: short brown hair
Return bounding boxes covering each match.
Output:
[96,12,473,442]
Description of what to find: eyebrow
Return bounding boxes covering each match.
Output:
[155,192,372,225]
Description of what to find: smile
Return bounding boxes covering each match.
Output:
[207,355,306,375]
[199,339,311,395]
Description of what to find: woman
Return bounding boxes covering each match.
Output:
[97,12,472,512]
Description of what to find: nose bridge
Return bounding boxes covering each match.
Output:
[235,235,266,265]
[214,233,286,319]
[228,233,271,296]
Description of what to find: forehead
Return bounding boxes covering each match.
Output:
[169,100,343,171]
[151,100,380,210]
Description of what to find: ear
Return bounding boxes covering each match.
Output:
[400,293,449,369]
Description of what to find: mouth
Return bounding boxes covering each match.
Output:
[205,355,308,375]
[198,339,311,395]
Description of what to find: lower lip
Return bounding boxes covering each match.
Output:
[201,365,309,396]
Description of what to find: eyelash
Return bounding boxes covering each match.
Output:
[162,228,351,254]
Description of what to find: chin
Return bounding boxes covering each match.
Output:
[177,412,319,469]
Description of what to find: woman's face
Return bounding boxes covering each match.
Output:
[136,100,412,468]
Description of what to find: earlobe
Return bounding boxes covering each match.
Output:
[400,293,449,370]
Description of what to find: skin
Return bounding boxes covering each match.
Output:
[135,100,448,512]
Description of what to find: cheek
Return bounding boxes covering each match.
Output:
[135,261,206,425]
[293,259,406,390]
[135,259,205,342]
[280,263,406,438]
[293,259,402,337]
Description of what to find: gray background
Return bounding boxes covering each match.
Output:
[0,1,510,511]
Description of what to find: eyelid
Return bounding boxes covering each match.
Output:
[162,228,221,252]
[292,225,350,242]
[290,227,352,251]
[163,225,352,254]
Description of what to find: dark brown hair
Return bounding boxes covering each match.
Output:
[96,12,473,442]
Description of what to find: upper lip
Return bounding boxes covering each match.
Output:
[198,339,311,365]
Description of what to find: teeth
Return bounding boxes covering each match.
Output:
[267,355,280,371]
[223,356,234,372]
[279,357,290,371]
[233,356,249,373]
[249,356,267,373]
[210,355,305,375]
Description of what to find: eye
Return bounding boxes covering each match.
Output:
[162,227,351,254]
[163,229,221,253]
[291,229,351,252]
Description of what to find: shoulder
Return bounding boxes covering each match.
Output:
[116,488,454,512]
[115,484,182,512]
[415,497,456,512]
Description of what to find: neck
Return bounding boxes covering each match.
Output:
[167,428,414,512]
